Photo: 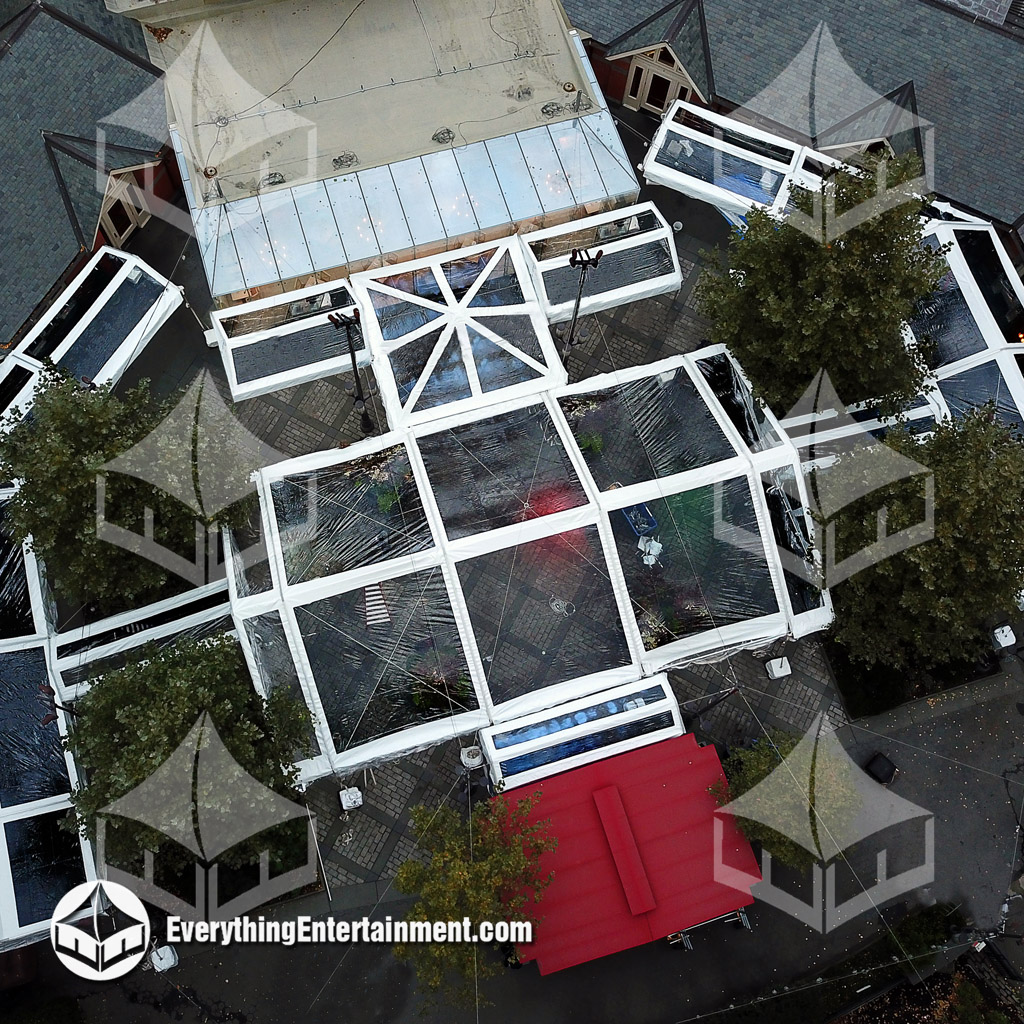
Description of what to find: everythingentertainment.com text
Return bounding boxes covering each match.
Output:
[166,916,532,946]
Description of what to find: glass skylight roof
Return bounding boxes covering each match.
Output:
[352,240,564,427]
[176,35,639,300]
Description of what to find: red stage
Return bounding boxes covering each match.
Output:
[511,734,761,974]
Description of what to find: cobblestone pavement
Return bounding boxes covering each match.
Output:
[303,739,477,906]
[668,637,847,750]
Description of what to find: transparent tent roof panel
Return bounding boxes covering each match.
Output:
[0,502,34,640]
[611,479,779,651]
[295,568,477,753]
[418,405,588,540]
[271,445,432,585]
[358,241,558,426]
[541,239,675,306]
[938,361,1024,433]
[6,811,85,927]
[0,648,69,807]
[559,367,738,488]
[914,235,987,369]
[457,525,632,704]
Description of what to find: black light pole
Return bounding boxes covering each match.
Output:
[560,247,603,362]
[329,310,374,434]
[680,686,739,732]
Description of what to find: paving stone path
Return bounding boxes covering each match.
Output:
[303,740,476,905]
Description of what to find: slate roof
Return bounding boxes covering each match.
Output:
[0,2,166,345]
[561,0,674,47]
[561,0,1024,227]
[0,0,146,55]
[605,0,713,99]
[702,0,1024,227]
[608,2,685,54]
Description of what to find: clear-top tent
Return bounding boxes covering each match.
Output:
[911,208,1024,432]
[639,100,1024,449]
[0,246,184,949]
[776,204,1024,453]
[222,224,830,777]
[641,100,847,231]
[211,204,682,401]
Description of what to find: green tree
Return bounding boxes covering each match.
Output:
[946,974,1011,1024]
[829,411,1024,673]
[697,154,946,414]
[0,367,254,613]
[712,728,861,869]
[67,635,313,873]
[393,792,557,1006]
[0,367,190,611]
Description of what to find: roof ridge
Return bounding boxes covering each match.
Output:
[42,129,163,163]
[607,0,693,50]
[7,2,164,74]
[0,2,41,60]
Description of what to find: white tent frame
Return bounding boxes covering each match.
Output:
[779,208,1024,451]
[479,674,683,789]
[236,344,831,781]
[209,278,368,401]
[520,203,682,322]
[1,247,181,424]
[211,204,682,405]
[642,100,846,228]
[0,643,94,949]
[350,237,568,431]
[48,579,231,702]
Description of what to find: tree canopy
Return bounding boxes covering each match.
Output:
[697,154,946,415]
[712,727,861,869]
[68,635,313,872]
[0,368,193,611]
[0,367,254,613]
[828,410,1024,672]
[393,791,557,1005]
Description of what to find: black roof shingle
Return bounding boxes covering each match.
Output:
[0,2,165,345]
[562,0,1024,227]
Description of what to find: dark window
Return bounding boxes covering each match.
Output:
[628,65,643,98]
[499,711,675,777]
[955,230,1024,345]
